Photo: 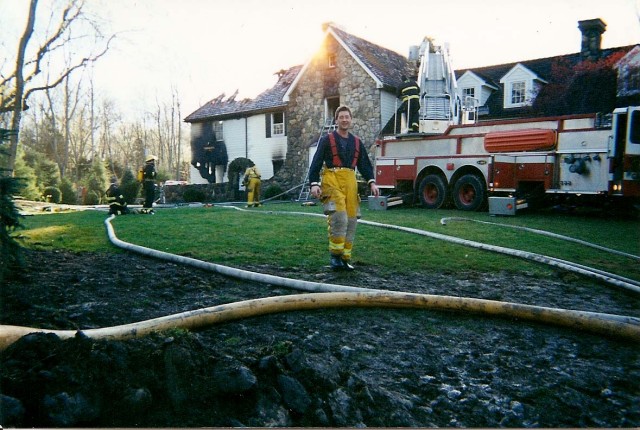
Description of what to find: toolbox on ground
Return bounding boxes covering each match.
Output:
[488,196,528,216]
[368,196,403,211]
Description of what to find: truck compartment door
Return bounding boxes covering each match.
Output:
[375,158,416,187]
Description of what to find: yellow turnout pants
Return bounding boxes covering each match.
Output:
[247,178,261,206]
[320,168,360,261]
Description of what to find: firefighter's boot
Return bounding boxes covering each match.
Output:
[330,254,344,271]
[341,258,355,271]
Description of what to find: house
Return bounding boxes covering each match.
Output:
[184,19,639,193]
[184,23,414,190]
[184,65,301,185]
[455,18,639,119]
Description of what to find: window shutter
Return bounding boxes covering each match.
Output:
[265,114,271,138]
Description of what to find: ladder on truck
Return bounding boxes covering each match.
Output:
[297,118,337,201]
[418,41,460,126]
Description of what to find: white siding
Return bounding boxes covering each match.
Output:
[500,64,537,108]
[480,86,493,105]
[380,90,399,128]
[457,72,496,108]
[189,123,209,184]
[190,165,208,184]
[224,118,249,184]
[247,115,273,178]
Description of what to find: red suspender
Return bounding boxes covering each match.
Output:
[328,132,360,169]
[352,137,360,169]
[328,132,342,167]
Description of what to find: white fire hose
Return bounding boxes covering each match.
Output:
[0,210,638,350]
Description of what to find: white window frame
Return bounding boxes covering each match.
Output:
[271,112,285,136]
[213,121,223,141]
[510,81,526,105]
[462,87,475,99]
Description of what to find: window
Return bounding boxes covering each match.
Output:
[328,53,336,68]
[272,112,284,136]
[463,87,475,99]
[511,81,526,104]
[631,110,640,144]
[213,121,223,141]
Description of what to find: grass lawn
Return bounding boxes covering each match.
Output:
[14,202,640,282]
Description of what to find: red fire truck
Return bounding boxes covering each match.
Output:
[374,106,640,212]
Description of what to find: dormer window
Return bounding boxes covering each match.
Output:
[499,64,545,109]
[462,87,475,100]
[510,81,526,104]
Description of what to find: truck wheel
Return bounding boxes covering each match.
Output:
[418,175,447,209]
[453,174,485,211]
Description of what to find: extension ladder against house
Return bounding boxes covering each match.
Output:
[297,119,336,201]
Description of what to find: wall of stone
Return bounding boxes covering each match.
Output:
[274,34,382,191]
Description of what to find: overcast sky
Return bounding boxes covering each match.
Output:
[2,0,639,119]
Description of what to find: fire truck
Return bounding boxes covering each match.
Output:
[374,40,640,212]
[375,107,640,212]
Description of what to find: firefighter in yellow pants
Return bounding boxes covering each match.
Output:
[243,163,262,207]
[308,105,379,271]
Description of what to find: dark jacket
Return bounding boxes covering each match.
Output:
[143,162,156,181]
[308,131,375,185]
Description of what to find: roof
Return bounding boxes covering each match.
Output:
[184,65,302,123]
[328,25,413,90]
[185,24,415,122]
[284,24,413,100]
[454,45,637,117]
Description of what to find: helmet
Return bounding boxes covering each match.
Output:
[145,155,157,162]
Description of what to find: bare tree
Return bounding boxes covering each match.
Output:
[1,0,114,176]
[149,88,186,180]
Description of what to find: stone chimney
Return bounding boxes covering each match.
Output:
[578,18,606,61]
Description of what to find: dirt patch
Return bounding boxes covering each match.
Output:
[1,248,639,427]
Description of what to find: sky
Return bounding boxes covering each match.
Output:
[2,0,640,120]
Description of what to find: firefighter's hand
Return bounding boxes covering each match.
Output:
[310,185,321,199]
[369,182,380,197]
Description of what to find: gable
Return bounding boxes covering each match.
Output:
[615,45,640,98]
[499,63,547,85]
[284,24,413,101]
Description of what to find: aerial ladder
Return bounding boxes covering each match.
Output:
[414,38,462,133]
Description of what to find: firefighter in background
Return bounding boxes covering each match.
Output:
[398,75,421,133]
[308,105,380,271]
[243,162,262,207]
[143,155,157,209]
[105,181,128,215]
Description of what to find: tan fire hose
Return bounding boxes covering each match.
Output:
[1,291,639,351]
[1,213,639,350]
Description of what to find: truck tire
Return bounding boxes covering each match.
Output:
[453,174,485,211]
[418,174,447,209]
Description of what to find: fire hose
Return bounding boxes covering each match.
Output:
[0,211,638,350]
[1,291,638,351]
[440,216,640,262]
[223,206,640,294]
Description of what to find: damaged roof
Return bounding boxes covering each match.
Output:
[185,24,415,122]
[329,25,413,90]
[184,65,302,123]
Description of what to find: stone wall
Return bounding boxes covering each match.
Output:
[275,34,382,191]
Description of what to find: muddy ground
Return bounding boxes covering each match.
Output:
[1,247,639,427]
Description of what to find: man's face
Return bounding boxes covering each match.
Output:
[336,111,352,130]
